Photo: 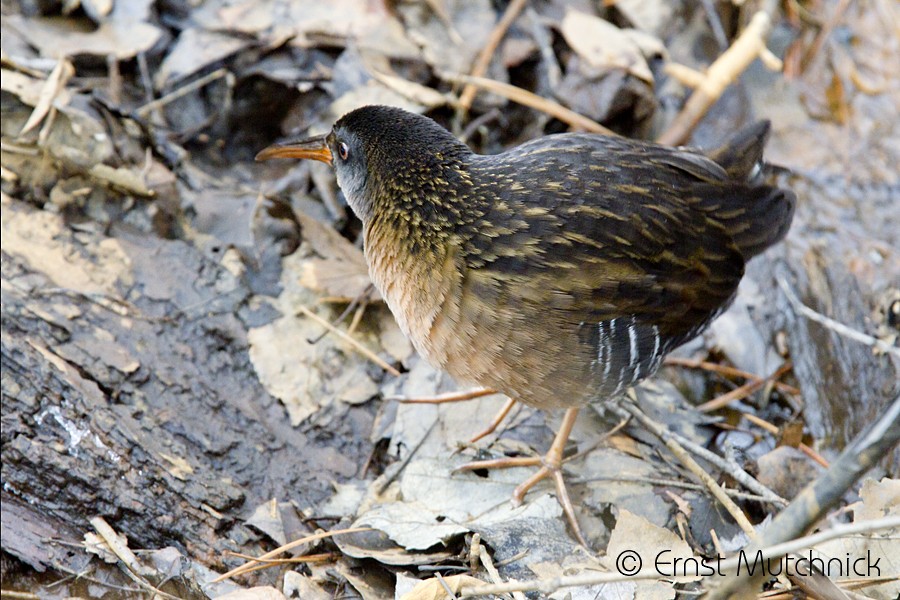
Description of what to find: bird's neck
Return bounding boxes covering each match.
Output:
[359,153,481,350]
[363,210,461,362]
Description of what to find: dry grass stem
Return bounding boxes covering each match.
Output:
[696,361,793,412]
[297,304,401,376]
[89,517,181,600]
[136,68,229,117]
[440,72,614,135]
[664,356,801,396]
[657,10,778,145]
[742,413,830,467]
[459,0,528,112]
[616,400,759,537]
[778,276,900,358]
[212,527,372,582]
[457,516,899,597]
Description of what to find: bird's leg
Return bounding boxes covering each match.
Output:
[455,408,588,547]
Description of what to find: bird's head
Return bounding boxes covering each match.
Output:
[257,105,470,223]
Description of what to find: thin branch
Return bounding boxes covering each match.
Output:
[777,276,900,359]
[625,425,787,505]
[741,412,829,467]
[664,356,801,396]
[704,394,900,598]
[211,527,373,582]
[136,68,229,118]
[439,72,614,135]
[614,400,759,536]
[457,516,900,597]
[89,517,180,600]
[459,0,528,112]
[658,10,779,145]
[573,474,782,503]
[696,361,793,412]
[296,304,401,376]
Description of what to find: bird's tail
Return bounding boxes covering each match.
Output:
[708,120,771,180]
[706,121,797,260]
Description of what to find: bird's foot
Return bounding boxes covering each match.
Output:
[454,408,588,547]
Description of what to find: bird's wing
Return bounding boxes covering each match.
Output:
[462,135,752,345]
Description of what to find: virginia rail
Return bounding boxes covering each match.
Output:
[257,105,796,545]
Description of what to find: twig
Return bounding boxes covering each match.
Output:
[459,108,502,144]
[222,551,335,564]
[89,517,150,577]
[89,517,180,600]
[376,418,437,495]
[657,10,779,145]
[459,0,528,112]
[211,527,373,583]
[664,356,801,396]
[800,0,852,73]
[439,72,614,135]
[704,394,900,598]
[777,276,900,359]
[696,361,793,412]
[390,387,496,403]
[526,8,561,89]
[435,572,459,600]
[136,68,229,118]
[296,304,401,376]
[741,412,830,467]
[107,54,122,106]
[661,427,787,504]
[699,0,730,50]
[573,475,780,503]
[308,285,374,344]
[613,399,759,537]
[480,546,526,600]
[457,516,899,597]
[564,415,630,463]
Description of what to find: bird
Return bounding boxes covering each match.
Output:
[256,105,796,545]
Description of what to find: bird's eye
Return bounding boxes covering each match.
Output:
[338,142,350,161]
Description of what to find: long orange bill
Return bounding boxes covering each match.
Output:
[255,134,332,166]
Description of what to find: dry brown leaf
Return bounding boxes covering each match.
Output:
[19,58,74,136]
[370,71,451,109]
[606,509,696,579]
[83,532,119,564]
[853,478,900,521]
[155,28,249,88]
[299,258,372,301]
[213,586,287,600]
[399,574,484,600]
[294,211,380,301]
[608,432,643,458]
[6,15,162,60]
[560,10,654,83]
[1,68,72,108]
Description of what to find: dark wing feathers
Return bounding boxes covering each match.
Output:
[461,128,789,346]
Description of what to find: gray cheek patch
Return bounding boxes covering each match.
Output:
[336,163,369,218]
